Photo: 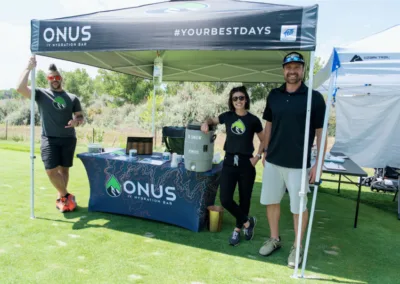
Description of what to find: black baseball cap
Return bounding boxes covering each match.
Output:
[282,52,305,67]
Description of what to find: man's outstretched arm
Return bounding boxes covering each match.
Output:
[16,56,36,99]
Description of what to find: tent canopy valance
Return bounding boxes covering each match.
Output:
[30,0,318,82]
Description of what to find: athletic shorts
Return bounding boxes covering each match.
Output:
[40,136,77,170]
[260,162,310,214]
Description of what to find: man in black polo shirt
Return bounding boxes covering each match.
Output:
[258,52,326,268]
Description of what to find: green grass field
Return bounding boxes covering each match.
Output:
[0,141,399,284]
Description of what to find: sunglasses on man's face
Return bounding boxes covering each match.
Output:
[47,75,62,81]
[232,96,245,102]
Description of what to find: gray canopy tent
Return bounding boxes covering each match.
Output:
[29,0,323,277]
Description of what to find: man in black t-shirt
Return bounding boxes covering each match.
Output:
[17,56,84,213]
[258,52,327,268]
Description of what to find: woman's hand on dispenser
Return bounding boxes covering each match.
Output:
[201,122,209,134]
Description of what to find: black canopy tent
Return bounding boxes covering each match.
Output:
[31,0,318,82]
[29,0,323,276]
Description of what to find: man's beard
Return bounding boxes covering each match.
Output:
[285,74,301,84]
[50,82,61,91]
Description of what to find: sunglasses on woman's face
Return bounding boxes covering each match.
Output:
[232,96,245,102]
[47,75,62,81]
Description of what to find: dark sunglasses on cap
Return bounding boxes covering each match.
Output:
[232,96,245,102]
[283,53,305,66]
[47,75,62,81]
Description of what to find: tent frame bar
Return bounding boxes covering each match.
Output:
[30,53,36,220]
[301,69,337,277]
[292,52,316,277]
[85,51,285,82]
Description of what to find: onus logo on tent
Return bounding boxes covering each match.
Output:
[43,26,91,45]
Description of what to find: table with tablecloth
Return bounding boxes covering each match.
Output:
[77,149,222,232]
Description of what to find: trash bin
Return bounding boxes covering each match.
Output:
[207,205,224,232]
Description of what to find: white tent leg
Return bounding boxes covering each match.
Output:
[152,84,156,137]
[30,62,36,219]
[152,53,163,138]
[293,52,315,278]
[301,69,337,277]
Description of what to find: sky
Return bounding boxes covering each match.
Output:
[0,0,398,89]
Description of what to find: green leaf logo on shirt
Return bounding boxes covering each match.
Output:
[106,175,122,197]
[231,119,246,135]
[53,96,66,110]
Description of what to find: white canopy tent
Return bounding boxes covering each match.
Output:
[313,25,400,168]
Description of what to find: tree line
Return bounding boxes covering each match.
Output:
[0,58,330,134]
[0,57,323,105]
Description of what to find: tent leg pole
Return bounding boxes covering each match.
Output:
[152,84,156,137]
[301,68,338,278]
[292,52,315,278]
[30,56,36,220]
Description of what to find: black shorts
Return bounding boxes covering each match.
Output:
[40,136,77,170]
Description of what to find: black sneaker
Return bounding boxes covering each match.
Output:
[229,230,240,246]
[244,216,256,241]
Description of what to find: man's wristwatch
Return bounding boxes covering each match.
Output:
[256,153,262,159]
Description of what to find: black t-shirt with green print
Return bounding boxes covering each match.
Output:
[218,111,263,156]
[35,88,82,138]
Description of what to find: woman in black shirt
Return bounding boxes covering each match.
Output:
[202,86,264,246]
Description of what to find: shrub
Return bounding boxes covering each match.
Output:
[11,135,24,142]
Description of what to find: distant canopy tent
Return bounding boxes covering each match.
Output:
[30,0,321,276]
[313,25,400,168]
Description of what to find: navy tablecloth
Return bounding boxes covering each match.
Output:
[77,150,222,232]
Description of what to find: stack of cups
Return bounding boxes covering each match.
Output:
[171,153,178,168]
[129,149,138,160]
[172,153,183,168]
